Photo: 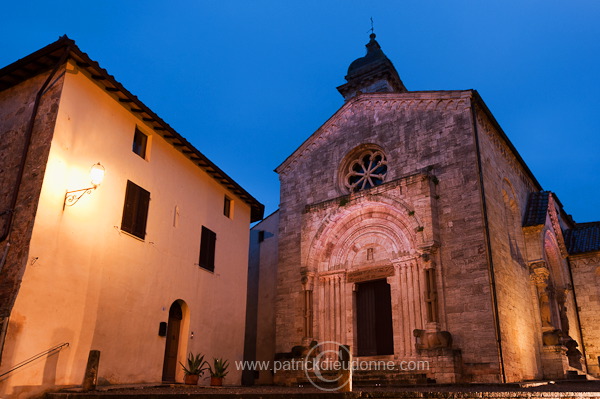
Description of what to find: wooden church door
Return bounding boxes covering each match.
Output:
[356,279,394,356]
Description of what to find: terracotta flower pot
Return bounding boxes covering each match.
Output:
[210,376,223,386]
[184,374,200,385]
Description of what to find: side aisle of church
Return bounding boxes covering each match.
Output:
[249,34,600,384]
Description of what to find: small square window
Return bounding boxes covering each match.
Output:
[199,226,217,272]
[132,127,148,159]
[121,180,150,239]
[223,196,232,218]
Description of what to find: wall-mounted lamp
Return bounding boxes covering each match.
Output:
[63,162,105,209]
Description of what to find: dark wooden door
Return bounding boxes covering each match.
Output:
[162,302,183,381]
[356,279,394,356]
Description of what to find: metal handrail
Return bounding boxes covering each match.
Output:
[0,342,69,379]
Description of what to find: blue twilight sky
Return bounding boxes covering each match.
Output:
[1,1,599,222]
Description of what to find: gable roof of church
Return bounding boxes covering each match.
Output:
[0,36,264,222]
[275,90,542,194]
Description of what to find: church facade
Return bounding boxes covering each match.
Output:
[251,34,600,384]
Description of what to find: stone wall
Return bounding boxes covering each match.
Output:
[569,253,600,376]
[275,92,502,382]
[247,211,280,384]
[0,68,64,323]
[475,104,585,381]
[474,106,544,381]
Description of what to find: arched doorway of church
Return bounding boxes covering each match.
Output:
[162,300,184,382]
[355,279,394,356]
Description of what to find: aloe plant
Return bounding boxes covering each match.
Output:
[180,353,209,376]
[209,357,229,378]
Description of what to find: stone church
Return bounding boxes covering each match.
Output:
[247,33,600,384]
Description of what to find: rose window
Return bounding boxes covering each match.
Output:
[344,149,388,192]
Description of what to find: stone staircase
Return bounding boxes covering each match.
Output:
[352,368,430,387]
[566,370,588,380]
[275,366,431,388]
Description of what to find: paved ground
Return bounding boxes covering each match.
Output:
[49,381,600,397]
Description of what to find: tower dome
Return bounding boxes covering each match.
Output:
[337,33,407,100]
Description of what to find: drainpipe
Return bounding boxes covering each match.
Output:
[0,43,71,363]
[469,94,506,383]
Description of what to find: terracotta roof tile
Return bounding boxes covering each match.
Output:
[564,222,600,254]
[523,191,550,227]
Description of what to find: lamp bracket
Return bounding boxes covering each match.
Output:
[63,186,97,209]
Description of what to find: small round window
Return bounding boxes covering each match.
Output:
[343,148,388,192]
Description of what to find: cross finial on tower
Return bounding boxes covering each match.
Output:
[369,17,375,35]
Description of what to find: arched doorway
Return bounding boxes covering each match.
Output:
[162,301,183,382]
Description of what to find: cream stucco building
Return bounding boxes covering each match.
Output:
[0,36,263,398]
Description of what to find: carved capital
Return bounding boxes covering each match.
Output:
[418,241,440,264]
[523,225,544,236]
[529,262,550,286]
[300,268,315,290]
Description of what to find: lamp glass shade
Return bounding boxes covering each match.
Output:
[90,163,105,186]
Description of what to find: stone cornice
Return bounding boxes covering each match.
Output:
[569,253,600,266]
[303,172,430,214]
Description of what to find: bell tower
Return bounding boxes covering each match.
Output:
[337,33,407,100]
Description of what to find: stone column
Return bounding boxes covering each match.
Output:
[389,266,403,358]
[555,285,571,337]
[419,244,443,332]
[301,269,315,345]
[317,272,345,357]
[530,262,554,331]
[530,261,569,379]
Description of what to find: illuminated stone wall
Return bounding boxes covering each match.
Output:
[474,108,545,381]
[570,253,600,376]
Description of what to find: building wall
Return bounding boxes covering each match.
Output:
[0,60,252,397]
[475,107,543,381]
[475,107,584,381]
[248,211,279,385]
[275,92,502,382]
[0,70,64,320]
[570,253,600,376]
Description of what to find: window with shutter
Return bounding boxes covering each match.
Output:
[199,226,216,272]
[132,127,148,159]
[121,180,150,239]
[223,196,232,218]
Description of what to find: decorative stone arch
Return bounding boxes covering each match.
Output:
[543,230,566,288]
[543,230,575,337]
[305,197,424,273]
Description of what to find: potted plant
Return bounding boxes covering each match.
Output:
[179,353,208,385]
[209,358,229,386]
